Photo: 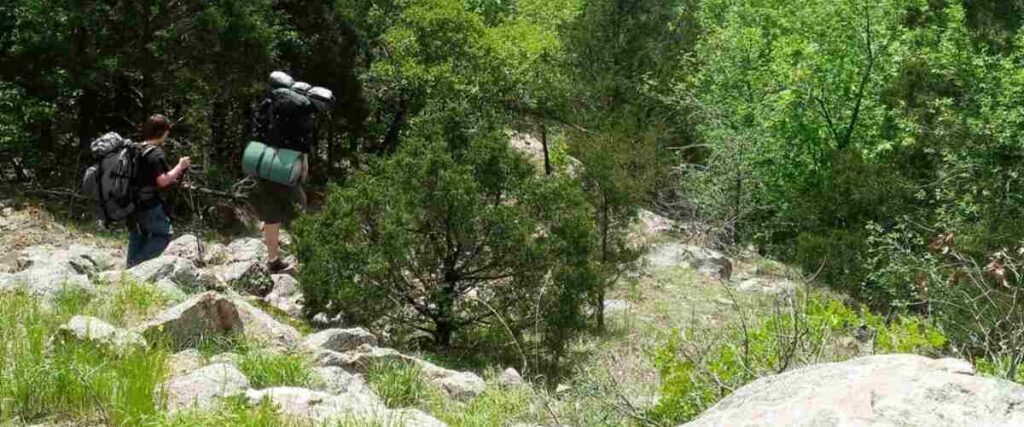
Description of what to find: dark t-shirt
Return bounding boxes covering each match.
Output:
[134,145,170,211]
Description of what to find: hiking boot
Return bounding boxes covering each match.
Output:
[267,258,292,273]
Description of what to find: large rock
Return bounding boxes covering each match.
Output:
[302,328,378,353]
[163,234,203,264]
[55,315,146,354]
[207,260,272,295]
[315,366,374,396]
[264,274,304,318]
[244,386,387,424]
[646,243,732,280]
[167,349,204,377]
[164,363,250,412]
[125,255,207,291]
[499,367,525,388]
[225,238,267,264]
[681,354,1024,427]
[137,292,243,350]
[230,294,302,349]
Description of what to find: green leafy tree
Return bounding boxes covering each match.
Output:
[295,129,599,362]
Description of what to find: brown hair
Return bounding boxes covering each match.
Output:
[139,114,171,141]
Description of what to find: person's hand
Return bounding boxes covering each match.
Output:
[178,157,192,170]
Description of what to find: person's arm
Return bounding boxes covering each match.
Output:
[156,157,191,189]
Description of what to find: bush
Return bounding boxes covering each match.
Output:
[295,131,600,369]
[647,293,947,425]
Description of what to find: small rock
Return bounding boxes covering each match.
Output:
[164,363,250,412]
[208,352,243,366]
[167,349,203,377]
[302,328,378,353]
[499,367,525,387]
[556,384,571,394]
[264,274,304,318]
[311,312,344,328]
[126,255,206,291]
[736,277,797,295]
[55,315,146,354]
[603,299,631,314]
[137,292,243,350]
[314,366,374,396]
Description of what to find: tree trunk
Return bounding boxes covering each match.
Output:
[540,121,552,175]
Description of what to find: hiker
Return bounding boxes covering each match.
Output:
[249,71,333,272]
[126,114,191,267]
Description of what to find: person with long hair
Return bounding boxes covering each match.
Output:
[126,114,191,267]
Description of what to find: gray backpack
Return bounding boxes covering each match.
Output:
[81,132,155,224]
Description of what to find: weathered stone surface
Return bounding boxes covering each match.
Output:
[315,344,485,400]
[208,352,243,366]
[264,274,304,318]
[314,366,375,396]
[646,243,732,280]
[638,209,676,236]
[230,294,301,349]
[244,386,387,424]
[388,409,448,427]
[167,349,203,377]
[126,255,206,291]
[137,292,243,350]
[735,277,797,295]
[208,260,273,296]
[225,238,267,264]
[0,244,115,299]
[163,234,202,264]
[302,328,378,353]
[202,243,230,266]
[603,299,631,314]
[681,354,1024,427]
[164,363,250,412]
[55,315,146,354]
[499,367,525,388]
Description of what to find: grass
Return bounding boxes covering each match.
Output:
[366,360,436,409]
[0,288,170,426]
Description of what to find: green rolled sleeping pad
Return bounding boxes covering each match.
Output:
[242,141,304,186]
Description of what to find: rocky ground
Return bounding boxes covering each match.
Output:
[3,201,1024,426]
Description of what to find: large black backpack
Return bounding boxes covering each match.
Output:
[81,132,156,224]
[264,87,315,151]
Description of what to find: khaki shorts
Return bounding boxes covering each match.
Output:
[252,179,306,226]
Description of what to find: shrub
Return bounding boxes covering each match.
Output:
[295,131,600,369]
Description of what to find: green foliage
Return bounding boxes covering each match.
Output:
[235,345,317,389]
[648,293,947,424]
[366,360,435,409]
[295,131,600,368]
[156,397,290,427]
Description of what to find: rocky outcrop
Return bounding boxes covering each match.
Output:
[55,315,146,354]
[137,292,243,350]
[264,274,304,318]
[315,366,374,396]
[681,354,1024,427]
[164,363,250,412]
[646,243,733,281]
[302,328,378,353]
[0,244,118,299]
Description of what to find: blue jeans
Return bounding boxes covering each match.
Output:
[127,205,173,268]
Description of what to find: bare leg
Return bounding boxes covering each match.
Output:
[263,222,281,262]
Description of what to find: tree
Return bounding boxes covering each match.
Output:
[294,129,599,361]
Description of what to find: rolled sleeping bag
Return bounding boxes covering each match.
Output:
[270,71,295,89]
[242,141,304,186]
[292,81,312,95]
